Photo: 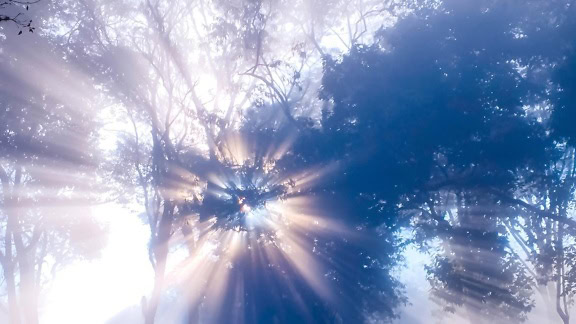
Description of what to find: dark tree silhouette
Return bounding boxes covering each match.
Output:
[0,0,38,33]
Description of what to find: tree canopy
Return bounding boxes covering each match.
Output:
[3,0,576,323]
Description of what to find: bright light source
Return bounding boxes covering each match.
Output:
[241,204,252,213]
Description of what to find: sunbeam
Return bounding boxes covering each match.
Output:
[151,132,352,323]
[4,1,576,323]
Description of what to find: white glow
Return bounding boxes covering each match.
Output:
[240,204,252,213]
[41,204,153,324]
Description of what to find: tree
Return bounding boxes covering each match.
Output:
[0,0,38,33]
[315,0,562,321]
[46,0,422,322]
[0,27,106,324]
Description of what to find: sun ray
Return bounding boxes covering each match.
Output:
[148,131,361,322]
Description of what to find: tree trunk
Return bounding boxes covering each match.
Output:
[144,201,175,324]
[3,257,22,324]
[1,167,22,324]
[18,252,39,324]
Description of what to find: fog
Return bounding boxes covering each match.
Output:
[1,0,576,323]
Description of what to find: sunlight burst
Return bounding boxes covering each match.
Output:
[158,132,347,322]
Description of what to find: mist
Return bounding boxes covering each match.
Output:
[1,0,576,323]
